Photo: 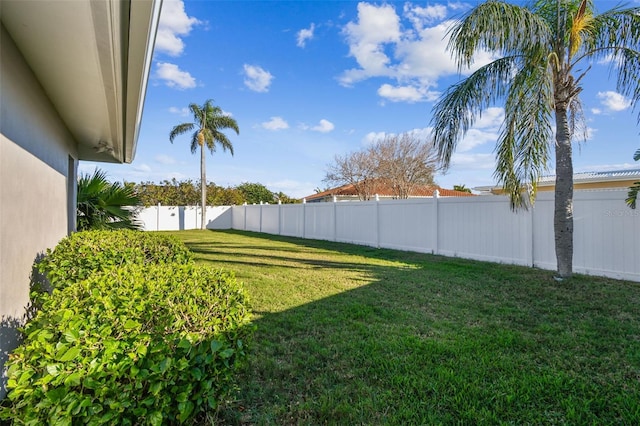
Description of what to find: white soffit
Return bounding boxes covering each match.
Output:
[0,0,161,163]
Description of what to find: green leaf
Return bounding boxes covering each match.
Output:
[220,348,234,359]
[64,371,83,387]
[63,329,80,343]
[46,364,62,376]
[148,411,163,426]
[123,319,140,331]
[210,340,223,353]
[57,347,81,362]
[46,387,66,403]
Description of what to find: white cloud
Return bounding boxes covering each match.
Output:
[156,62,196,89]
[457,107,503,152]
[311,119,335,133]
[363,131,390,144]
[168,106,190,116]
[404,3,447,30]
[155,154,176,165]
[261,116,289,131]
[339,3,494,101]
[297,23,315,48]
[474,107,504,129]
[243,64,274,92]
[596,91,631,112]
[134,163,152,173]
[155,0,202,56]
[591,108,602,115]
[377,83,438,103]
[340,2,401,85]
[450,152,495,169]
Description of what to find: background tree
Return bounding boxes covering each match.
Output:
[627,149,640,209]
[431,0,640,278]
[372,133,439,199]
[324,132,440,200]
[274,192,301,204]
[169,99,239,229]
[324,150,377,201]
[207,184,245,206]
[453,184,472,194]
[237,182,276,204]
[77,169,142,231]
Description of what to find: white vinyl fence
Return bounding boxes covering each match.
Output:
[137,190,640,282]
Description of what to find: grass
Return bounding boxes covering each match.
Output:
[168,229,640,424]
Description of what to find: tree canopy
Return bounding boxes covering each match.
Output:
[325,132,440,200]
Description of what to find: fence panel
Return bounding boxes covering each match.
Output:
[305,203,335,241]
[572,190,640,280]
[244,205,262,232]
[261,205,280,235]
[378,198,436,253]
[437,196,533,266]
[280,204,304,238]
[335,202,378,246]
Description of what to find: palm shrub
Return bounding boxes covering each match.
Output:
[77,169,142,231]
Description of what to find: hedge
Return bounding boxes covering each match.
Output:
[1,231,253,425]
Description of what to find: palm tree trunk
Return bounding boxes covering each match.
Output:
[554,105,574,278]
[200,141,206,230]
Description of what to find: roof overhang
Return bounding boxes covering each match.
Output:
[0,0,161,163]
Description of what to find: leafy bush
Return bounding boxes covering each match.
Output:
[37,230,193,290]
[1,263,253,425]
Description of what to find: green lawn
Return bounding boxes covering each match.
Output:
[168,229,640,424]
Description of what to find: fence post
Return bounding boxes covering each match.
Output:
[433,190,439,255]
[278,199,282,235]
[243,203,247,231]
[375,194,380,248]
[302,198,306,239]
[528,202,535,267]
[333,196,337,242]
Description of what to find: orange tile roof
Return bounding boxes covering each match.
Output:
[305,181,474,201]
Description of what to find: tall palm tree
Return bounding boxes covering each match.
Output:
[77,169,142,231]
[169,100,239,229]
[431,0,640,278]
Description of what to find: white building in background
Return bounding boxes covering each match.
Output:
[0,0,161,398]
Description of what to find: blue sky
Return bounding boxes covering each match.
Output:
[82,0,640,198]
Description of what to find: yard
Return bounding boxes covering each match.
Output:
[169,229,640,424]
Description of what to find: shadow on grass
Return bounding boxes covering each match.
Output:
[174,229,640,424]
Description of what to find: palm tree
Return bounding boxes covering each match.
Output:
[431,0,640,278]
[77,169,142,231]
[169,100,239,229]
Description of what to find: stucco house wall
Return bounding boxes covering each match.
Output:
[0,23,79,397]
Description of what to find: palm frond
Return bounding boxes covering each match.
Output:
[634,148,640,162]
[449,0,551,69]
[495,63,553,208]
[169,122,195,142]
[627,182,640,209]
[569,0,594,58]
[431,56,517,168]
[77,169,142,230]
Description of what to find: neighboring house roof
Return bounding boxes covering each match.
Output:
[305,181,474,202]
[1,0,161,164]
[474,168,640,194]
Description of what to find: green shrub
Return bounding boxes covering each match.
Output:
[1,263,253,425]
[37,230,193,290]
